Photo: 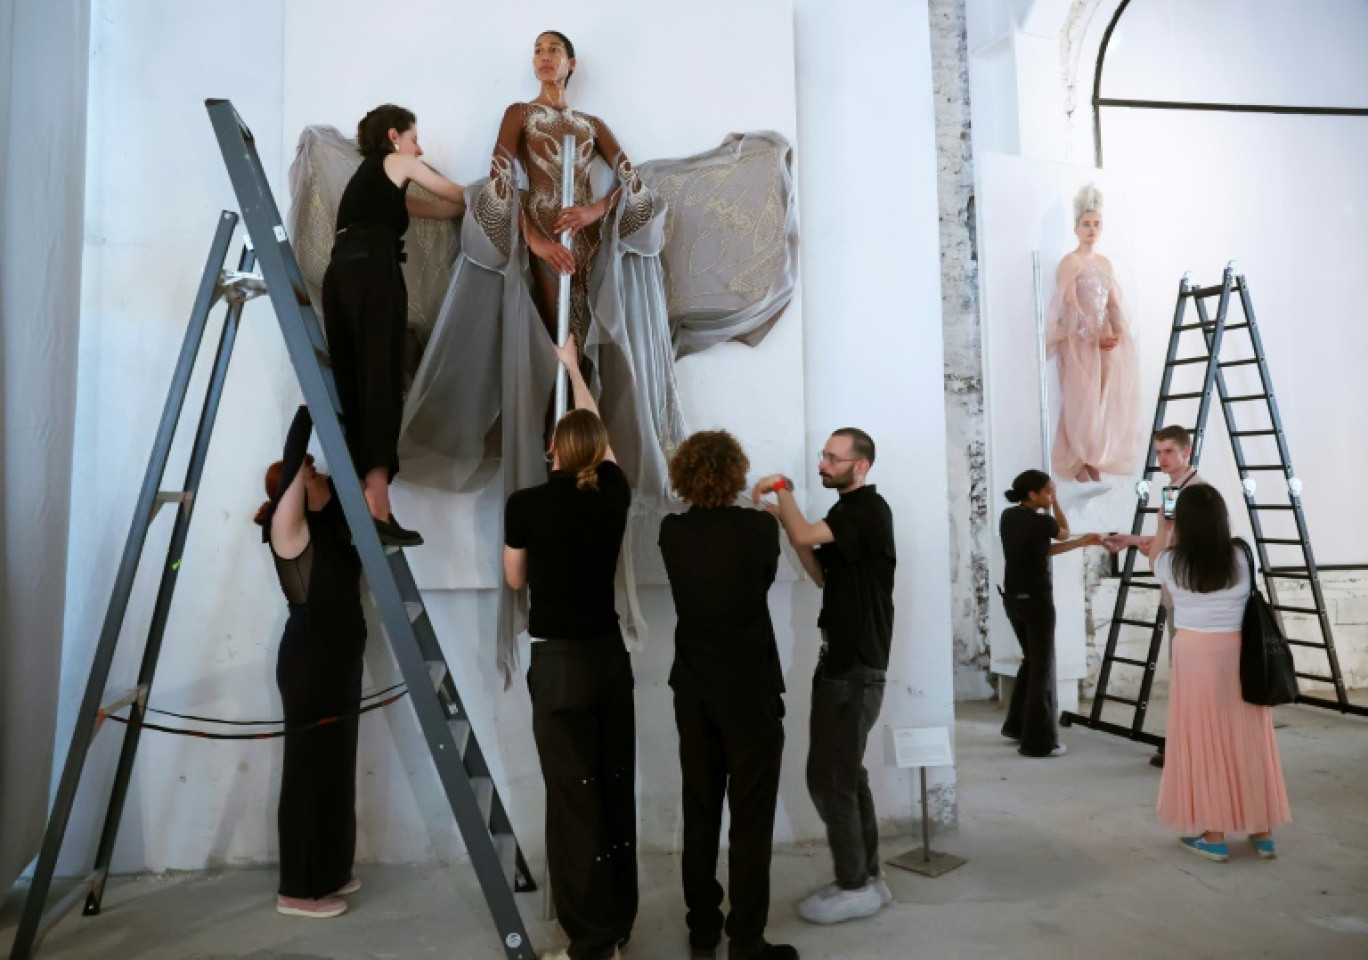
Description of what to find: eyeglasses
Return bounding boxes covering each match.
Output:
[818,452,860,465]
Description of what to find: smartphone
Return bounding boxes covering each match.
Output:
[1161,484,1180,518]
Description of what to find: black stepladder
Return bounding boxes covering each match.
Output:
[1059,262,1366,750]
[8,100,537,960]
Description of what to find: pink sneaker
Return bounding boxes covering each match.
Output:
[331,874,362,896]
[276,894,348,918]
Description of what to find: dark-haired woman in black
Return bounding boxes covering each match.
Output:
[321,103,465,546]
[998,469,1100,757]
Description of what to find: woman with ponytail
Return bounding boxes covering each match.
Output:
[999,469,1101,757]
[502,336,636,960]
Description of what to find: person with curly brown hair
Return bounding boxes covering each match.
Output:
[659,431,796,960]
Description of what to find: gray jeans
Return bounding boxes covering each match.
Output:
[806,659,886,889]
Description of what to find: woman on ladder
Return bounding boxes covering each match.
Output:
[321,103,466,546]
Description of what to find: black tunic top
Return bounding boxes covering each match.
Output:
[504,461,631,640]
[658,506,784,700]
[816,485,896,674]
[335,153,409,241]
[999,506,1061,598]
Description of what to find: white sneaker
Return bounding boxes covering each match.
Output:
[871,874,893,906]
[797,880,884,925]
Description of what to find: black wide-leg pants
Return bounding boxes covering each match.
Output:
[529,634,638,960]
[1001,594,1059,756]
[275,606,364,899]
[674,688,784,954]
[321,234,407,480]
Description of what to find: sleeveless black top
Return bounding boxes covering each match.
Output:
[335,153,409,240]
[269,495,365,643]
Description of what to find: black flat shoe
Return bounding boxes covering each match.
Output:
[374,516,423,547]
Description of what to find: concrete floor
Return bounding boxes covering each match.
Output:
[4,696,1366,960]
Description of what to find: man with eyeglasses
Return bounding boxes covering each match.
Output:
[752,428,895,926]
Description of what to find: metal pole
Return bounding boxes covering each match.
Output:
[1032,251,1050,471]
[553,134,576,419]
[920,767,931,862]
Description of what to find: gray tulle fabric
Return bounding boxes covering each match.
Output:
[287,126,798,685]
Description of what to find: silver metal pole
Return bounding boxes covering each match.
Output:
[1032,251,1050,471]
[554,134,576,420]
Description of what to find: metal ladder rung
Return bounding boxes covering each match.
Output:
[1169,356,1209,366]
[1230,428,1276,436]
[473,776,495,824]
[1224,393,1268,402]
[1139,506,1159,514]
[1125,581,1161,591]
[1240,465,1287,472]
[1175,320,1214,330]
[1223,322,1251,330]
[1101,694,1140,707]
[1111,656,1150,668]
[1185,283,1226,299]
[1249,504,1296,511]
[1271,605,1320,615]
[1294,672,1337,684]
[1117,618,1158,629]
[1159,391,1204,401]
[1219,358,1261,368]
[1285,638,1325,649]
[1256,538,1303,545]
[1267,571,1314,580]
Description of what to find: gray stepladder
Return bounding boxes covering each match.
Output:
[8,99,537,960]
[1060,262,1368,750]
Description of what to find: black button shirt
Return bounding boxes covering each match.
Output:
[504,461,630,640]
[816,485,896,673]
[659,506,784,700]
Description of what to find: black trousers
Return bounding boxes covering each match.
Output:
[529,634,638,960]
[275,607,364,898]
[321,234,407,480]
[674,688,784,953]
[806,661,886,889]
[1001,594,1059,756]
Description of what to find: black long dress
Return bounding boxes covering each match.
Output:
[321,152,409,479]
[270,491,367,899]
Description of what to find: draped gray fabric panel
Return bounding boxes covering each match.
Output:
[0,0,90,892]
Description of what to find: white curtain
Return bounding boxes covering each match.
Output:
[0,0,90,892]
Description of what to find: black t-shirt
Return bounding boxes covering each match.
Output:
[658,506,784,700]
[816,486,896,673]
[999,506,1061,597]
[504,461,630,640]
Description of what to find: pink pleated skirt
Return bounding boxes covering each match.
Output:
[1157,630,1292,835]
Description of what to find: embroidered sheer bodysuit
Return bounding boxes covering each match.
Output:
[489,102,650,362]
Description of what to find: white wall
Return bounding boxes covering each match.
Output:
[57,0,955,874]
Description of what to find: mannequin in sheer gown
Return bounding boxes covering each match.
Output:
[1048,184,1144,483]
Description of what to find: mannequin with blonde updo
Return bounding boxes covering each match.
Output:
[1046,184,1144,483]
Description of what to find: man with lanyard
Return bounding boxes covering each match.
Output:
[753,427,895,926]
[1104,424,1204,768]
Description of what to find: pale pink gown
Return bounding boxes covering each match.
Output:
[1048,257,1144,477]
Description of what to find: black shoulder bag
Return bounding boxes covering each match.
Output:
[1235,538,1299,707]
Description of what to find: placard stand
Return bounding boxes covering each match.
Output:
[886,727,966,878]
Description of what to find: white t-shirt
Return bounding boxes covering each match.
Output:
[1153,548,1251,633]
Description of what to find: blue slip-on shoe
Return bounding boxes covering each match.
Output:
[1250,836,1278,859]
[1179,835,1229,862]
